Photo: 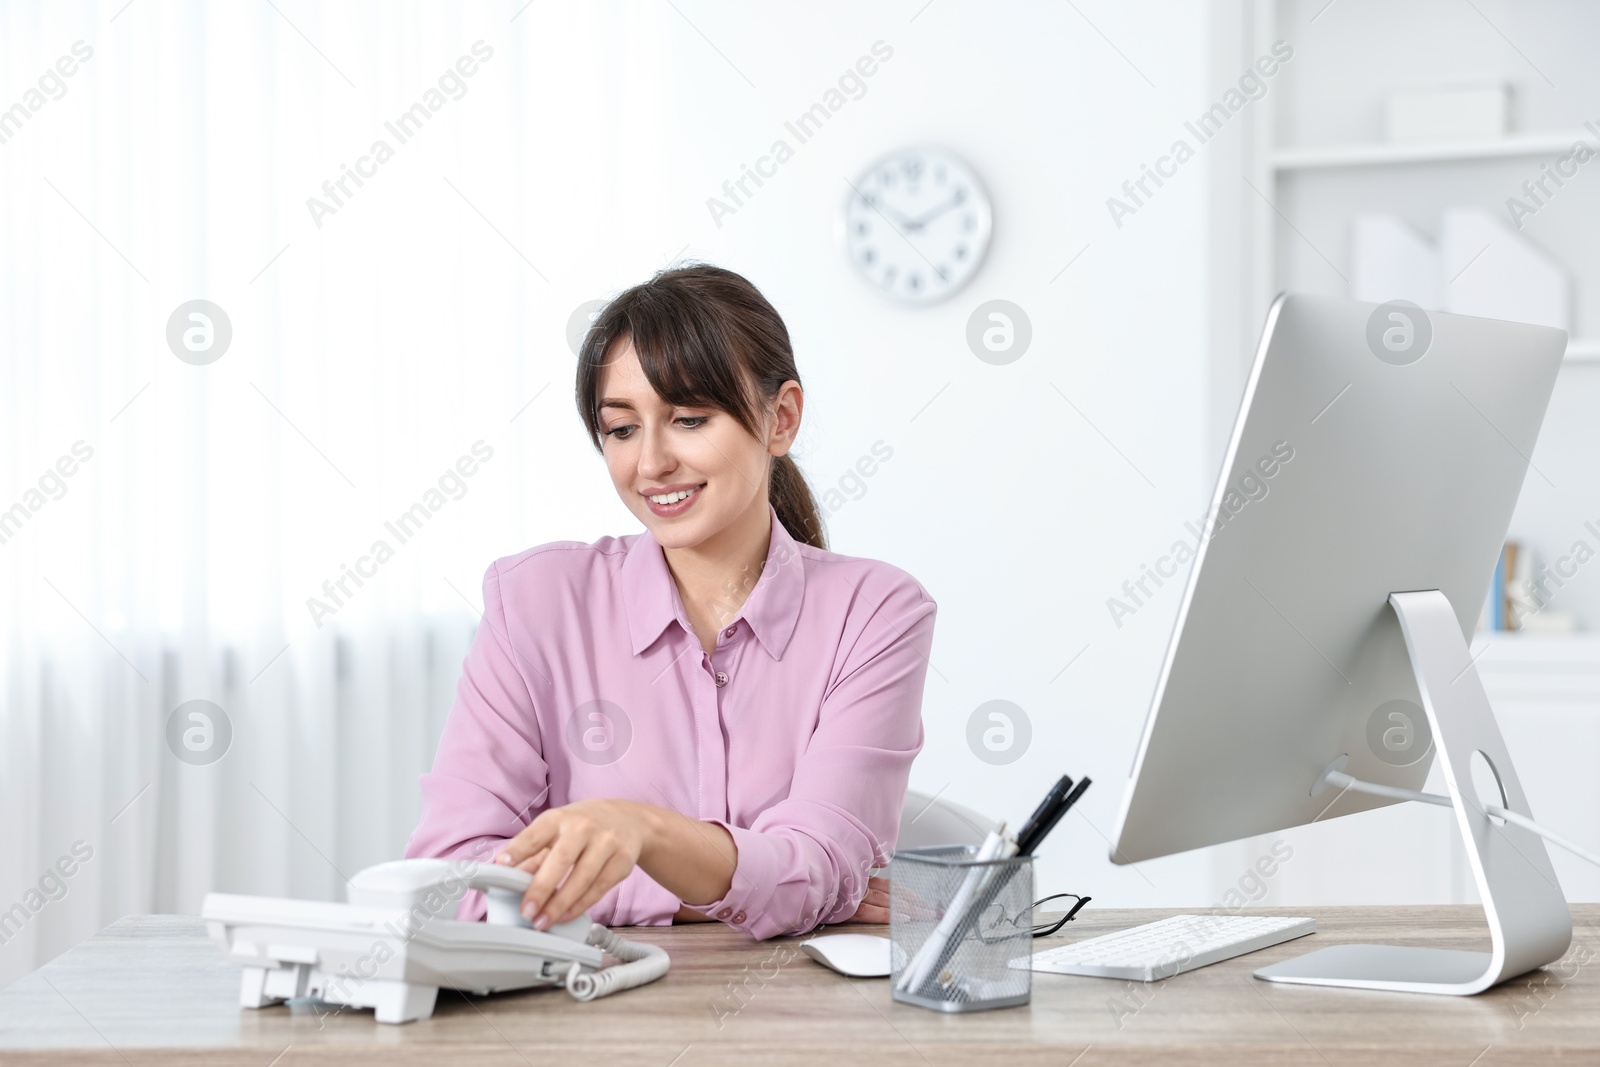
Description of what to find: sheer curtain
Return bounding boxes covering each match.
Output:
[0,0,696,986]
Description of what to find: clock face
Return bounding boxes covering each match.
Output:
[842,147,993,305]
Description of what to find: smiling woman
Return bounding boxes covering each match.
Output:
[405,264,938,938]
[577,265,825,557]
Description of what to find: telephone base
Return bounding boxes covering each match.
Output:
[204,891,600,1024]
[241,963,440,1023]
[203,860,668,1021]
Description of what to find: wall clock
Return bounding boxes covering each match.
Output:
[841,146,993,305]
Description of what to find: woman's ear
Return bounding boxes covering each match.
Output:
[767,380,803,457]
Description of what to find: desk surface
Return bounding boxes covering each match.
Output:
[2,905,1598,1065]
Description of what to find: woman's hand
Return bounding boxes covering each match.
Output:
[843,875,891,924]
[494,798,648,929]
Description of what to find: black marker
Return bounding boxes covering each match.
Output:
[1017,776,1091,857]
[1013,774,1073,856]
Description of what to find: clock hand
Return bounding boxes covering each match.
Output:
[851,185,928,235]
[905,189,966,229]
[854,190,923,232]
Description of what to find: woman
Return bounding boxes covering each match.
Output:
[405,264,936,939]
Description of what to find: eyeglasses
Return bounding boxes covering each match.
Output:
[970,893,1092,943]
[1029,893,1091,938]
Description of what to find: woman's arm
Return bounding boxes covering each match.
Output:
[687,582,933,938]
[494,798,738,927]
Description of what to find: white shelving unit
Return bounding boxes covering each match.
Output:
[1244,7,1598,369]
[1271,129,1596,171]
[1260,124,1600,363]
[1251,136,1598,365]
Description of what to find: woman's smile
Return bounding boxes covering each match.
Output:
[643,482,706,517]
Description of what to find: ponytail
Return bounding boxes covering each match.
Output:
[770,453,825,549]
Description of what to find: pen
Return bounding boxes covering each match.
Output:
[1017,776,1091,857]
[1013,774,1073,857]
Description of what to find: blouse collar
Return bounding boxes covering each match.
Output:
[622,503,807,661]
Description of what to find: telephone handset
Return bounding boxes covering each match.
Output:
[202,858,670,1023]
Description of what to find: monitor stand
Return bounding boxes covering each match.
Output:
[1254,589,1572,995]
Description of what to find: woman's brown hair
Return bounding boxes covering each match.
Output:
[575,263,826,549]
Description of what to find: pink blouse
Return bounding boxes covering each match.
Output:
[404,504,936,939]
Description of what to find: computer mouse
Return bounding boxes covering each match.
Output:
[801,934,898,977]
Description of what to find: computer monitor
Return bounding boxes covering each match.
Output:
[1109,292,1570,995]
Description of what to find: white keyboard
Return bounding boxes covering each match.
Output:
[1020,914,1316,981]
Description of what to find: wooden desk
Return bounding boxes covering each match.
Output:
[3,905,1599,1065]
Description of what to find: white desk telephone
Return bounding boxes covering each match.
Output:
[201,858,670,1023]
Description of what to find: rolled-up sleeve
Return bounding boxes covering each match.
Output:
[696,578,935,939]
[405,560,550,919]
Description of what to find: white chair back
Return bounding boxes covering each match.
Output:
[895,789,999,852]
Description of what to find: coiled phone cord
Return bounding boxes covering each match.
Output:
[563,924,671,1000]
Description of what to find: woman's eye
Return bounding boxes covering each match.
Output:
[604,416,704,438]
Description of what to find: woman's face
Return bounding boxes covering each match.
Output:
[595,337,800,551]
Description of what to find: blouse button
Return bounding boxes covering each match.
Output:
[723,625,737,639]
[732,911,747,925]
[717,907,733,920]
[715,671,729,687]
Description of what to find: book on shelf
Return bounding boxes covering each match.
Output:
[1477,540,1579,634]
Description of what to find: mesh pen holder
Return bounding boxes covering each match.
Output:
[889,844,1033,1013]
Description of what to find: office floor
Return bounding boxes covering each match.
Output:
[3,905,1599,1064]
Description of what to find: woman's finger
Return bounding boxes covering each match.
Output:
[509,847,550,879]
[520,830,586,922]
[859,877,889,905]
[496,814,556,867]
[511,846,550,868]
[847,900,890,924]
[538,842,616,928]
